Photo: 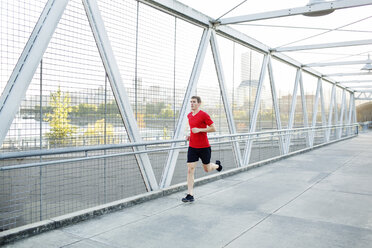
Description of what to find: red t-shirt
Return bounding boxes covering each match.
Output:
[187,110,214,148]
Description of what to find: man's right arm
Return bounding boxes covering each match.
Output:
[185,123,190,141]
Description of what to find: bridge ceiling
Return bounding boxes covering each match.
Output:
[179,0,372,97]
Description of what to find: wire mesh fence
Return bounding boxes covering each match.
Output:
[0,0,360,233]
[0,125,358,231]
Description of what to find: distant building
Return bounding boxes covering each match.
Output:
[236,51,261,107]
[279,94,315,115]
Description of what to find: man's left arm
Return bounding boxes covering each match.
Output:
[192,123,216,133]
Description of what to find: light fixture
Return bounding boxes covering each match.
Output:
[361,54,372,71]
[302,0,335,17]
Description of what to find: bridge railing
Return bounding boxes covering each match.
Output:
[0,124,358,231]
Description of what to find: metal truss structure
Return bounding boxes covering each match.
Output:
[0,0,364,188]
[0,0,367,231]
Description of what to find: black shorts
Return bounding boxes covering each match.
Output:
[187,147,211,164]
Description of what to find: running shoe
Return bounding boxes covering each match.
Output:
[182,194,194,202]
[216,160,223,172]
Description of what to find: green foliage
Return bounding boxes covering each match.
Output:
[145,102,165,117]
[84,119,114,145]
[73,103,97,117]
[44,87,75,145]
[97,101,120,117]
[160,104,174,118]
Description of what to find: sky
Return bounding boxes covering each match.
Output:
[178,0,372,92]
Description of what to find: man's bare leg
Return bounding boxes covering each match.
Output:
[202,162,219,172]
[187,162,197,195]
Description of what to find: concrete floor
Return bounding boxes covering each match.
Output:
[3,132,372,248]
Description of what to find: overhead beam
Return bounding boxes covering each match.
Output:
[324,72,372,77]
[346,85,372,89]
[355,92,372,99]
[304,60,370,67]
[355,90,372,92]
[216,25,270,53]
[138,0,211,27]
[219,0,372,25]
[338,80,372,83]
[274,39,372,52]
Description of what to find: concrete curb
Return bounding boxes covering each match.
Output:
[0,135,356,245]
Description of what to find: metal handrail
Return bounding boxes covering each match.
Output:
[0,123,357,160]
[0,124,358,171]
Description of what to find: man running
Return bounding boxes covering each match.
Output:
[182,96,223,203]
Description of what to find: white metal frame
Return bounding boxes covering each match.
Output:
[160,29,212,188]
[319,81,328,142]
[0,0,69,147]
[219,0,372,25]
[274,39,372,52]
[310,78,322,147]
[324,72,372,77]
[242,54,269,164]
[299,72,310,147]
[339,80,372,84]
[304,60,371,67]
[83,0,159,191]
[355,91,372,100]
[338,90,346,138]
[267,56,285,155]
[210,30,243,167]
[348,93,355,134]
[0,0,363,193]
[326,84,337,142]
[284,69,301,154]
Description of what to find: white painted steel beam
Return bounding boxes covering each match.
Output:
[324,72,372,77]
[319,82,328,142]
[160,29,212,188]
[275,39,372,52]
[347,93,353,135]
[355,91,372,99]
[210,30,243,167]
[339,80,372,84]
[355,90,372,93]
[347,85,372,89]
[220,0,372,24]
[343,91,349,134]
[83,0,159,191]
[304,60,370,67]
[299,72,310,147]
[242,55,269,165]
[353,95,357,125]
[216,26,270,53]
[271,53,351,93]
[0,0,69,147]
[338,90,346,138]
[285,69,301,154]
[327,84,336,142]
[334,90,339,139]
[138,0,210,26]
[267,56,285,155]
[310,78,322,147]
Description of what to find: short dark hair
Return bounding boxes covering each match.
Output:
[191,96,201,103]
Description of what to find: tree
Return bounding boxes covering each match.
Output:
[160,104,174,118]
[44,87,75,146]
[84,119,114,145]
[71,103,98,125]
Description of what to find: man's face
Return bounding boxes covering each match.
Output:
[190,99,200,110]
